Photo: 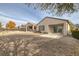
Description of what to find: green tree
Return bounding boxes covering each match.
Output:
[25,3,79,15]
[0,21,2,28]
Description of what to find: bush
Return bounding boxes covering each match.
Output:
[72,30,79,39]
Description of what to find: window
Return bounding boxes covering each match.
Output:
[39,25,45,31]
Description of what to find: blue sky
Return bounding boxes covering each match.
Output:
[0,3,79,27]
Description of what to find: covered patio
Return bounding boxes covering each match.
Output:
[48,24,64,34]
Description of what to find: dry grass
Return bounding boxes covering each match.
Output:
[0,31,40,36]
[0,31,79,56]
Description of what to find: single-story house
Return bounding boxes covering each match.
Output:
[17,24,26,31]
[36,17,73,35]
[18,17,74,36]
[17,22,36,31]
[26,22,36,31]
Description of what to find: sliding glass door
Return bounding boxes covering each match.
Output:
[49,24,63,33]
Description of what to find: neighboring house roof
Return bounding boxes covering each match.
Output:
[26,22,36,26]
[17,22,36,29]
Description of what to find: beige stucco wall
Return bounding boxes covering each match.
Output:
[63,22,68,35]
[67,23,71,35]
[37,17,70,35]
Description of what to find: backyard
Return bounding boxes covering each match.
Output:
[0,31,79,56]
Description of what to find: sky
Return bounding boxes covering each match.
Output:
[0,3,79,27]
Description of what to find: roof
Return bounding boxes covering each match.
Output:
[37,17,75,29]
[37,17,70,25]
[26,22,36,26]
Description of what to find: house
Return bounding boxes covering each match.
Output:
[26,22,36,31]
[17,17,73,36]
[17,24,26,31]
[37,17,72,35]
[17,22,36,31]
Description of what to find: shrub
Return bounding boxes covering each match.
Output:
[72,30,79,39]
[0,22,2,28]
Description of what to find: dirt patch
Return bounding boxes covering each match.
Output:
[0,34,79,56]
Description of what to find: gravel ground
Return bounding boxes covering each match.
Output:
[0,33,79,56]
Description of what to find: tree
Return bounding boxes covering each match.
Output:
[6,21,16,29]
[25,3,79,15]
[0,21,2,28]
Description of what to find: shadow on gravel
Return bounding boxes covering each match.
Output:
[0,35,79,56]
